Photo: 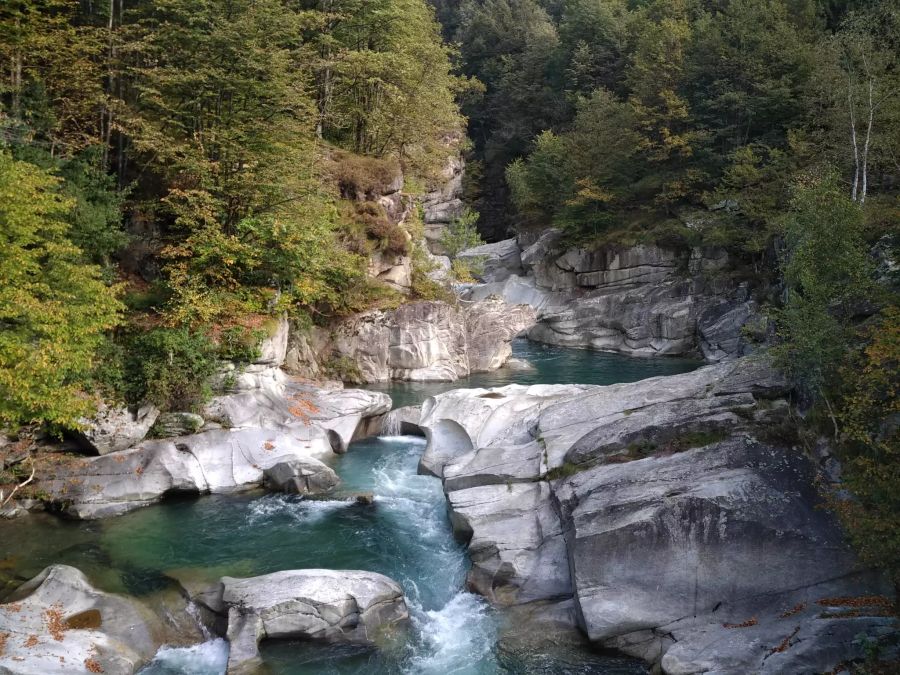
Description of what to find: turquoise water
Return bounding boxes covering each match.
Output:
[0,339,697,674]
[366,338,701,408]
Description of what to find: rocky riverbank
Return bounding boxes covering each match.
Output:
[413,356,897,673]
[461,230,767,360]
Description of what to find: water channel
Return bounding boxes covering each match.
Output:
[0,340,700,674]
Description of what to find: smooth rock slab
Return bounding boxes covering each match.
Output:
[0,565,162,675]
[554,436,892,671]
[220,570,409,672]
[332,298,535,383]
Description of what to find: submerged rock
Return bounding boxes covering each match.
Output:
[0,565,163,675]
[216,569,409,672]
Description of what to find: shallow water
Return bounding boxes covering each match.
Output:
[0,340,696,674]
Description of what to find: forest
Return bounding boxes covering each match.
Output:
[1,0,899,586]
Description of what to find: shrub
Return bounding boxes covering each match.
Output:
[331,151,402,200]
[0,152,123,430]
[440,208,485,257]
[216,325,266,364]
[834,307,900,585]
[123,327,218,411]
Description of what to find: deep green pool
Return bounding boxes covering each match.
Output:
[366,338,701,408]
[0,340,700,674]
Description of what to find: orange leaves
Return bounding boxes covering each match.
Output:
[288,393,320,426]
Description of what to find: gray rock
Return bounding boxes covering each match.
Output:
[448,481,571,606]
[415,356,891,672]
[0,565,162,674]
[503,358,535,371]
[263,458,340,495]
[219,570,409,672]
[697,299,759,362]
[254,314,290,367]
[484,238,753,358]
[380,405,423,436]
[151,412,204,438]
[457,238,524,282]
[332,298,535,383]
[39,426,335,519]
[555,436,892,673]
[74,403,159,455]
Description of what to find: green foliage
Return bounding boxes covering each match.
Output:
[0,151,123,429]
[774,172,875,394]
[440,209,486,257]
[439,208,487,281]
[313,0,466,176]
[834,307,900,585]
[122,327,218,412]
[216,326,265,364]
[323,354,363,383]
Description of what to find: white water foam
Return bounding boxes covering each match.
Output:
[246,494,349,525]
[137,638,229,675]
[407,592,497,674]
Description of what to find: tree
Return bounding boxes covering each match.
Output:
[0,151,122,429]
[774,171,874,399]
[317,0,465,175]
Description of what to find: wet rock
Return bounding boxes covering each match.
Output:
[218,569,409,672]
[448,481,571,606]
[263,459,340,495]
[74,403,159,456]
[503,358,535,371]
[0,565,162,674]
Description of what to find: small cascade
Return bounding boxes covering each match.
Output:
[186,600,213,641]
[380,408,403,436]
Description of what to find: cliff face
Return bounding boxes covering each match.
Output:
[462,229,767,361]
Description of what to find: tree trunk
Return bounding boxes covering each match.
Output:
[848,74,860,202]
[860,76,874,205]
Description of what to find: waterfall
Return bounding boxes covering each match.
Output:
[380,409,402,436]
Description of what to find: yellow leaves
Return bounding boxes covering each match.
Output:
[0,152,122,430]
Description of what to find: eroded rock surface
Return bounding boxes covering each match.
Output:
[463,232,762,359]
[74,403,159,456]
[0,565,163,675]
[213,570,409,672]
[415,357,895,673]
[39,380,389,519]
[332,298,536,383]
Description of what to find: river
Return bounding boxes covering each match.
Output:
[0,340,699,674]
